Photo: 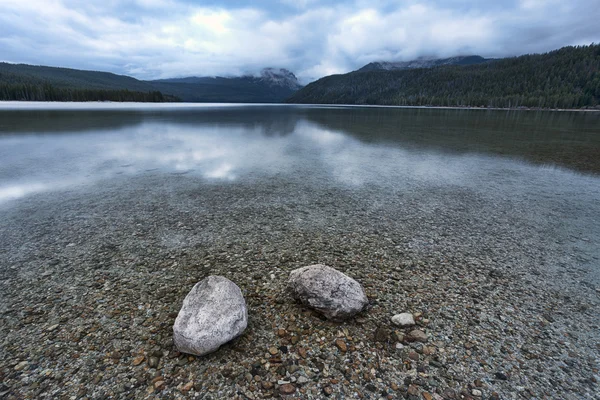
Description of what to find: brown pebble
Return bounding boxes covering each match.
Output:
[181,381,194,392]
[132,356,145,366]
[390,382,399,391]
[298,348,307,358]
[277,328,287,337]
[405,329,428,343]
[408,351,420,361]
[280,383,296,395]
[323,386,334,396]
[153,380,165,390]
[407,384,419,396]
[335,339,347,352]
[262,381,274,390]
[268,347,278,355]
[422,392,433,400]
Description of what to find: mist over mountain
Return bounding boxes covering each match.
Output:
[149,68,302,102]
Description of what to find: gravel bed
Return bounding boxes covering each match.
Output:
[0,169,598,400]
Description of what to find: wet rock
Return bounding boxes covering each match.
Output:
[494,372,508,380]
[279,383,296,395]
[374,326,390,342]
[262,381,274,390]
[334,339,347,352]
[173,276,247,356]
[14,361,28,371]
[391,313,415,327]
[405,329,428,343]
[132,356,145,366]
[287,264,368,320]
[148,357,159,368]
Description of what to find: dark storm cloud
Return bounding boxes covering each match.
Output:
[0,0,598,83]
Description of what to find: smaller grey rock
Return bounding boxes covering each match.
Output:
[288,264,368,320]
[173,276,247,356]
[391,313,415,327]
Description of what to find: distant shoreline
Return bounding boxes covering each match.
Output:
[0,100,599,112]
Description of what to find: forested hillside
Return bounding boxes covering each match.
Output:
[0,63,177,102]
[288,45,600,109]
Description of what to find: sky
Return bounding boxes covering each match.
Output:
[0,0,599,83]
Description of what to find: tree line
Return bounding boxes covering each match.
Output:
[0,82,178,102]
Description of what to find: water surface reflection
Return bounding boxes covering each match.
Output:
[0,104,599,204]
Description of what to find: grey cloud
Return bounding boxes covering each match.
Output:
[0,0,598,83]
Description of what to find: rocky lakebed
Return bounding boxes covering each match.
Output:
[0,167,599,400]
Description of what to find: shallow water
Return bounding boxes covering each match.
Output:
[0,103,599,281]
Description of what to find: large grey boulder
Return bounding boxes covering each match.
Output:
[173,276,247,356]
[288,264,368,320]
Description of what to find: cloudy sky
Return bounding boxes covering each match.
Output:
[1,0,599,83]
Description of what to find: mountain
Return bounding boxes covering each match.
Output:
[357,55,490,72]
[0,64,302,103]
[148,68,302,103]
[287,44,600,109]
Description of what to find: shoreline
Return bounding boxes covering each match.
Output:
[0,100,599,113]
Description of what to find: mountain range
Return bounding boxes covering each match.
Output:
[1,44,599,108]
[0,64,302,103]
[148,68,302,102]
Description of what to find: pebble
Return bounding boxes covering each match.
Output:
[279,383,296,395]
[405,329,428,343]
[148,357,159,368]
[334,339,347,352]
[14,361,28,371]
[391,313,415,327]
[132,355,145,366]
[374,327,390,342]
[472,389,482,397]
[323,385,334,396]
[262,381,274,390]
[494,372,508,380]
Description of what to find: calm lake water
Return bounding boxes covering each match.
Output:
[0,103,599,281]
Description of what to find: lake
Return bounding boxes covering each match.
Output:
[0,103,599,399]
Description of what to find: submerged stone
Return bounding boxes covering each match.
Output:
[288,264,368,320]
[173,276,247,356]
